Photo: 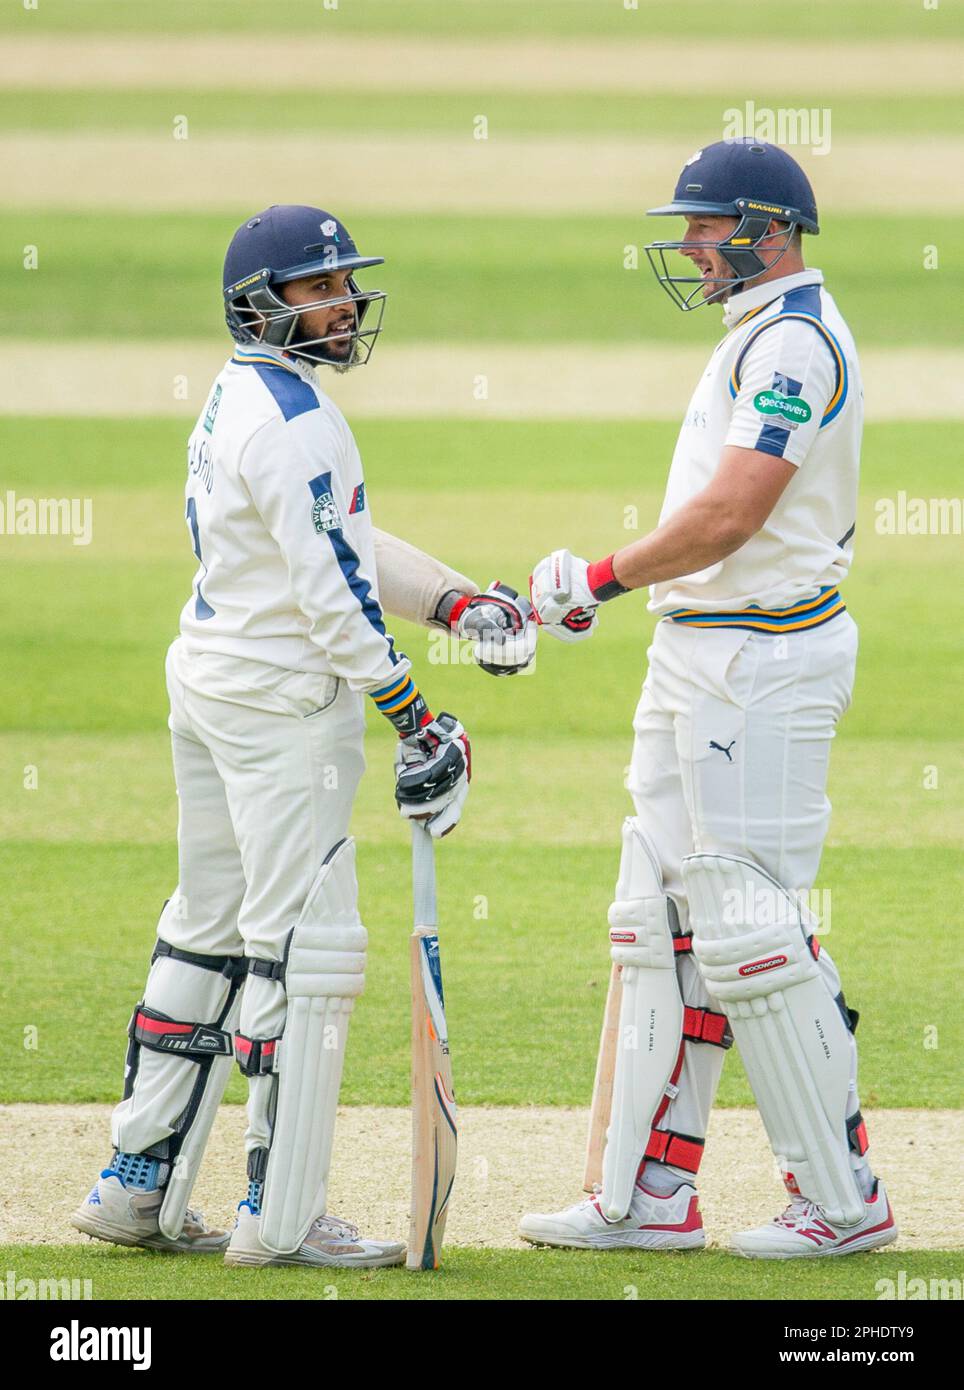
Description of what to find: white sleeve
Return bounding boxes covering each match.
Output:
[372,527,479,627]
[725,316,840,467]
[239,414,408,693]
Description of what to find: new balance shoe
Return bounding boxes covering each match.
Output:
[730,1179,897,1259]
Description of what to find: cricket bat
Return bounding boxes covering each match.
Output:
[407,821,457,1270]
[582,961,622,1192]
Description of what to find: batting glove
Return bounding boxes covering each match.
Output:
[394,713,471,839]
[442,582,538,675]
[529,549,628,643]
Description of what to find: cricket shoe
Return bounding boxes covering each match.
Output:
[730,1178,897,1259]
[224,1205,406,1269]
[519,1181,705,1251]
[70,1170,229,1254]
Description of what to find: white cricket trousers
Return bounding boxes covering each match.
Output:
[112,638,366,1162]
[625,612,862,1165]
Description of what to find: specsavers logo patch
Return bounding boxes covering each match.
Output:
[753,390,812,428]
[312,491,342,533]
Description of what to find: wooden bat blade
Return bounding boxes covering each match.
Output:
[583,961,622,1192]
[407,927,457,1270]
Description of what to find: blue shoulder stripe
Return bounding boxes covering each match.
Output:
[729,293,848,427]
[307,471,396,658]
[780,283,823,318]
[753,370,802,458]
[251,363,320,423]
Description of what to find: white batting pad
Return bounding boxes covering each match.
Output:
[683,852,864,1226]
[259,838,368,1254]
[600,818,685,1221]
[158,985,241,1241]
[108,947,243,1244]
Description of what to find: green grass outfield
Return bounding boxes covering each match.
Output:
[3,0,961,41]
[2,841,959,1109]
[2,212,962,350]
[4,1244,960,1301]
[1,418,961,1110]
[2,419,962,741]
[5,90,964,140]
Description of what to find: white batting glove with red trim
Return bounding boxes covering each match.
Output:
[530,549,629,643]
[529,550,599,643]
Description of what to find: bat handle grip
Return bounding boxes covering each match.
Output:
[411,820,437,929]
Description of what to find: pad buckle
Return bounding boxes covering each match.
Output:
[235,1033,281,1077]
[644,1129,705,1175]
[130,1007,234,1059]
[682,1005,733,1049]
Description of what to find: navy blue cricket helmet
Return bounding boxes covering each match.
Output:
[644,140,818,311]
[223,205,386,369]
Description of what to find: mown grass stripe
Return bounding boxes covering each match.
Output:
[5,133,962,215]
[1,0,962,41]
[5,89,964,138]
[1,342,962,420]
[3,210,961,351]
[2,33,963,88]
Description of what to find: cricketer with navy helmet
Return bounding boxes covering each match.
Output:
[71,202,536,1272]
[524,144,897,1259]
[222,204,387,370]
[645,138,819,310]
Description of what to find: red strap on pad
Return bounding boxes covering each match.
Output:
[682,1005,729,1047]
[644,1130,705,1175]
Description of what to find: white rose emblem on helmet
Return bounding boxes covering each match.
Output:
[320,219,337,236]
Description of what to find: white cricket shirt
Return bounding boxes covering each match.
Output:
[178,343,407,691]
[649,269,862,617]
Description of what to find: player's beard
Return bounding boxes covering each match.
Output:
[317,308,358,367]
[328,337,361,373]
[324,320,360,373]
[291,311,359,371]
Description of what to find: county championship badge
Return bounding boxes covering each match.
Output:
[311,490,342,533]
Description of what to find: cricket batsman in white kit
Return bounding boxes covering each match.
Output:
[521,141,897,1258]
[71,204,534,1267]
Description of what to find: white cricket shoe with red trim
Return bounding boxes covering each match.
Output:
[519,1181,705,1250]
[730,1179,897,1259]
